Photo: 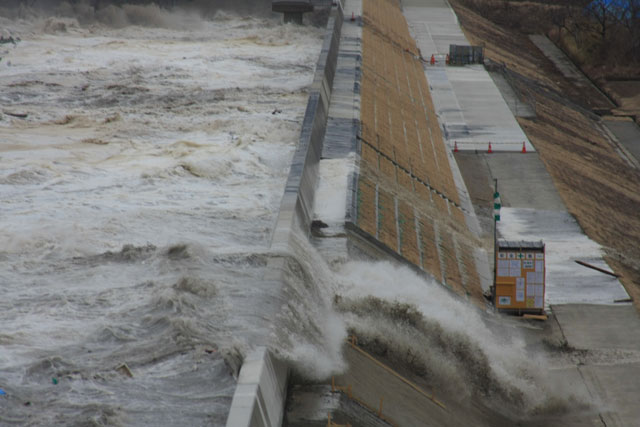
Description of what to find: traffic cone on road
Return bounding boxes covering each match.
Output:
[488,142,493,154]
[454,141,459,153]
[521,141,527,153]
[430,54,435,65]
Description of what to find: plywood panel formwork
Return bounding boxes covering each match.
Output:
[398,200,421,266]
[350,0,484,301]
[357,176,378,238]
[379,156,398,185]
[415,182,433,207]
[458,242,484,303]
[419,216,442,283]
[433,192,450,217]
[452,205,467,229]
[439,231,465,295]
[362,141,379,169]
[377,187,397,251]
[397,168,414,194]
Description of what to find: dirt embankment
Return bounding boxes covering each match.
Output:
[449,0,640,310]
[449,0,640,122]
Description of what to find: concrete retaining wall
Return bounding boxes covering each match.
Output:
[270,4,344,251]
[225,348,290,427]
[227,5,344,427]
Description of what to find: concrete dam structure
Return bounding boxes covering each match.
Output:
[226,0,494,423]
[1,0,639,425]
[231,0,640,425]
[227,0,505,424]
[352,0,485,301]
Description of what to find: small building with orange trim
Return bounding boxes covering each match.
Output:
[495,240,545,314]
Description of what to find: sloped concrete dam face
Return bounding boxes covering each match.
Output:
[353,0,484,301]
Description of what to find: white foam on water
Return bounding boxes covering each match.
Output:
[0,4,600,424]
[0,7,326,425]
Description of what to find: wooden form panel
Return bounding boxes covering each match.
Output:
[439,231,464,295]
[452,205,467,228]
[379,156,397,184]
[377,188,397,251]
[397,168,414,193]
[458,242,484,302]
[357,177,378,237]
[419,217,442,282]
[433,193,450,217]
[362,142,379,169]
[350,0,486,301]
[398,200,420,266]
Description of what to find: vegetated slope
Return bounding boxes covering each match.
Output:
[449,0,640,309]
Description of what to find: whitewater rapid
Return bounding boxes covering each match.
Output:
[0,8,324,425]
[0,5,591,426]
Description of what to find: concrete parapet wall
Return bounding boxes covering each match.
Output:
[226,348,290,427]
[270,5,344,251]
[227,7,344,427]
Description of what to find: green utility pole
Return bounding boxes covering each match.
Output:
[493,179,500,304]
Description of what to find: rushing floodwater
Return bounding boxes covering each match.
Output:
[0,5,595,426]
[0,8,326,425]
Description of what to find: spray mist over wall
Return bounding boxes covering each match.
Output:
[0,0,274,27]
[330,260,595,418]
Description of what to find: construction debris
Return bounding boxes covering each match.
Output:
[575,260,620,278]
[116,363,133,378]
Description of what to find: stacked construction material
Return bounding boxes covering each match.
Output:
[354,0,483,302]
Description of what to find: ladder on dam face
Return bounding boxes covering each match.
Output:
[329,336,447,426]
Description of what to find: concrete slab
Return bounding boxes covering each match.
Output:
[581,362,640,426]
[226,348,289,427]
[404,2,533,153]
[313,156,354,235]
[484,153,566,211]
[553,305,640,351]
[488,70,536,118]
[453,152,627,305]
[454,152,566,239]
[310,0,361,261]
[444,66,533,151]
[531,366,604,427]
[603,118,640,166]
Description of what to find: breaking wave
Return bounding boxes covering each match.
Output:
[331,260,595,419]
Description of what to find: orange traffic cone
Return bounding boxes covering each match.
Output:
[521,141,527,153]
[351,11,355,21]
[488,142,493,154]
[454,141,459,153]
